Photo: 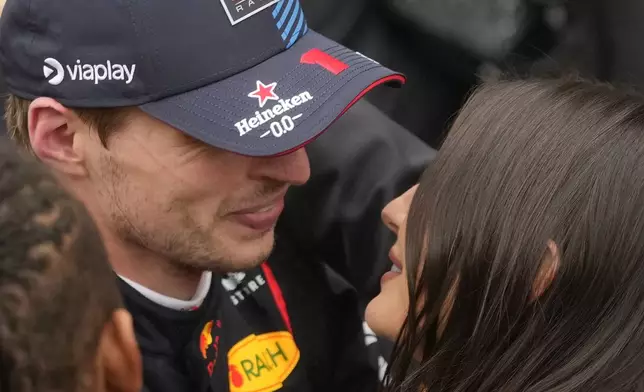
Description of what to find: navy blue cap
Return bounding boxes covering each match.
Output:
[0,0,404,156]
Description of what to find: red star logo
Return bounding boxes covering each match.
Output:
[248,80,279,108]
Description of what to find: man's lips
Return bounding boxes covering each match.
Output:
[228,194,286,231]
[232,193,285,214]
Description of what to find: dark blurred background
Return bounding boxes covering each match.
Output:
[301,0,644,149]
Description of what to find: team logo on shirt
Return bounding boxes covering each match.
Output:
[221,272,268,306]
[228,331,300,391]
[199,320,223,376]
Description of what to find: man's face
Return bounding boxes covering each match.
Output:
[79,109,310,272]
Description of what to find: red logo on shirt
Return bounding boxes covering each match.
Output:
[199,320,222,376]
[229,365,244,387]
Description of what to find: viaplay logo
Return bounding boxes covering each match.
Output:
[43,57,136,86]
[43,58,64,86]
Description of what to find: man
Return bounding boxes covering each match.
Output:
[0,144,142,392]
[0,0,431,390]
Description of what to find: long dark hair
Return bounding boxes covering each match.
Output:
[386,77,644,392]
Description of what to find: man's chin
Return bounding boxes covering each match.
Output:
[212,230,276,272]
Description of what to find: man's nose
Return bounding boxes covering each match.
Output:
[252,148,311,186]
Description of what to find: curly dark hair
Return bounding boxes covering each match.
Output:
[0,144,121,392]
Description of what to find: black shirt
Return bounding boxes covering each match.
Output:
[120,233,379,392]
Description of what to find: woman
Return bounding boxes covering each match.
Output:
[366,78,644,391]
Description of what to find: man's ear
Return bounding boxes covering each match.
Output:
[28,97,88,177]
[98,309,142,392]
[531,240,560,301]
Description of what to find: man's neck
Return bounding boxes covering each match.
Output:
[119,272,212,311]
[102,233,203,300]
[64,182,204,300]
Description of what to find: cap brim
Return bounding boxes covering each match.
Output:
[140,30,405,157]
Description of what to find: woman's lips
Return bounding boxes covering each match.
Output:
[389,249,403,269]
[381,270,401,285]
[381,248,404,285]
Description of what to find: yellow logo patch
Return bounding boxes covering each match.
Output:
[228,331,300,392]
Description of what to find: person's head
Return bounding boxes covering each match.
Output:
[8,96,313,275]
[0,145,141,392]
[367,77,644,391]
[0,0,404,283]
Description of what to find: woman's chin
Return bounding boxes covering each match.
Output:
[365,294,405,342]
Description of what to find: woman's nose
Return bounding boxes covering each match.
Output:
[381,185,419,233]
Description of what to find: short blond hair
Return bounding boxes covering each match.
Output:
[5,94,131,152]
